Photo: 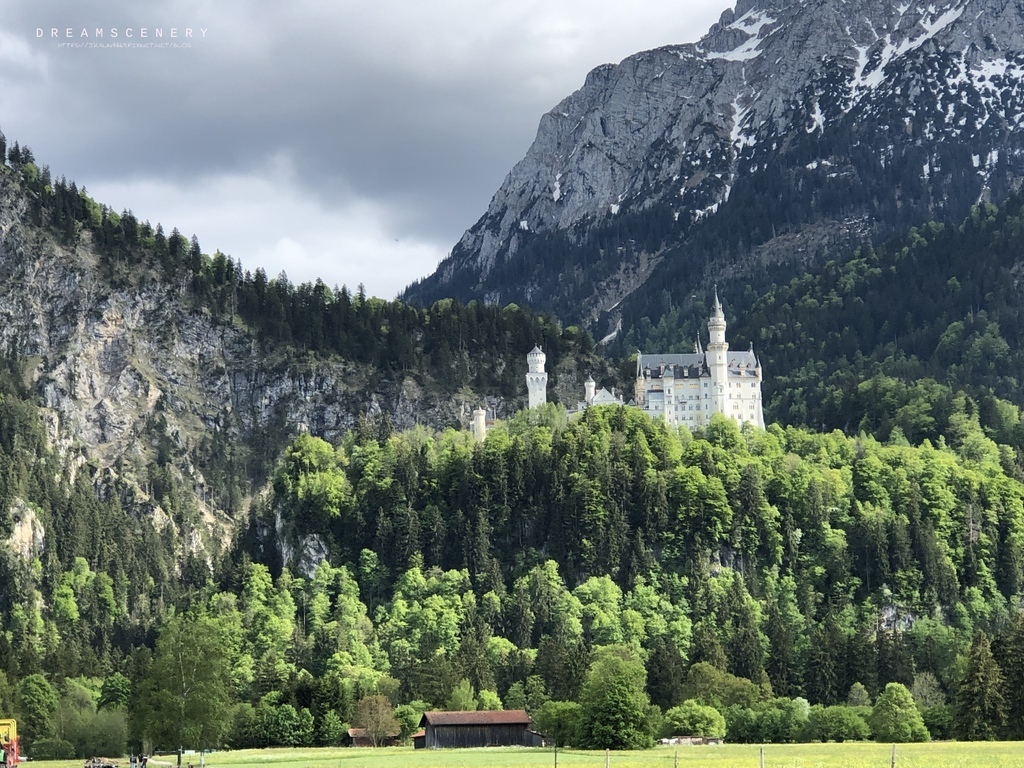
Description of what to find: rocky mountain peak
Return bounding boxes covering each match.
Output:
[404,0,1024,327]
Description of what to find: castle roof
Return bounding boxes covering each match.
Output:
[638,350,759,379]
[727,350,760,376]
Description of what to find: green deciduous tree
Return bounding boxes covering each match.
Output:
[478,689,502,710]
[869,683,929,743]
[577,646,654,750]
[533,700,582,747]
[98,672,131,711]
[136,610,234,749]
[316,710,346,746]
[445,678,478,711]
[680,662,761,709]
[16,673,58,749]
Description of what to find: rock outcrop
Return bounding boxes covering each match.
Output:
[0,168,480,511]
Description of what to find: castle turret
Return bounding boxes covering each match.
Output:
[471,407,488,442]
[585,374,596,405]
[526,346,548,408]
[707,287,729,415]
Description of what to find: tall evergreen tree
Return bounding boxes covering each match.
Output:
[955,631,1006,740]
[995,614,1024,740]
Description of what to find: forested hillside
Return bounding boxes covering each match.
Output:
[6,396,1024,755]
[6,123,1024,756]
[0,134,608,574]
[613,194,1024,463]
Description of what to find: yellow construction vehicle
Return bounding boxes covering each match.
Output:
[0,719,18,766]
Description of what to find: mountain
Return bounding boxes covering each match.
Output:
[0,154,603,542]
[405,0,1024,335]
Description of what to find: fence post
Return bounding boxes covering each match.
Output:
[605,747,610,768]
[674,749,678,768]
[891,744,897,768]
[553,741,557,768]
[760,746,765,768]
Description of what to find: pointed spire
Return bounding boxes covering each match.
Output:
[711,285,724,319]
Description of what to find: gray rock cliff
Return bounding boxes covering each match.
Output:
[0,168,485,523]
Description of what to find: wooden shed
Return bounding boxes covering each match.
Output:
[419,710,532,748]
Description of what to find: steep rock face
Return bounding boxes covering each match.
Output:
[407,0,1024,326]
[0,171,479,502]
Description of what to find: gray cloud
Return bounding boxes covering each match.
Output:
[1,0,726,297]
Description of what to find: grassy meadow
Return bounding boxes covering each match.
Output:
[23,743,1024,768]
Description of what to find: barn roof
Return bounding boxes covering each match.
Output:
[420,710,531,726]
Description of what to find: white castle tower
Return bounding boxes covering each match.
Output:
[471,407,488,442]
[707,287,729,416]
[526,346,548,408]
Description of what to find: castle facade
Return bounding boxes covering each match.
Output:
[526,291,765,431]
[634,291,764,429]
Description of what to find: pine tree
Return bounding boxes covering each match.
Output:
[996,613,1024,739]
[804,619,842,705]
[955,631,1006,740]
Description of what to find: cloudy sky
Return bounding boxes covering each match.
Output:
[0,0,727,298]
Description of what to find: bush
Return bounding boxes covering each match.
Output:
[922,704,953,741]
[662,701,726,739]
[31,737,76,760]
[804,705,870,742]
[724,706,760,743]
[869,683,930,743]
[758,698,809,743]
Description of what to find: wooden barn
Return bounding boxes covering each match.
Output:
[419,710,533,748]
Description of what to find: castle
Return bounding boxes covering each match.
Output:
[470,292,764,441]
[633,291,765,429]
[522,291,764,430]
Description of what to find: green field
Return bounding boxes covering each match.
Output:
[23,743,1024,768]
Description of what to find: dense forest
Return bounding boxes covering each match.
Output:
[5,395,1024,754]
[2,132,1024,756]
[615,194,1024,460]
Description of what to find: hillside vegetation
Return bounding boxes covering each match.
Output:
[5,397,1024,753]
[3,133,1024,755]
